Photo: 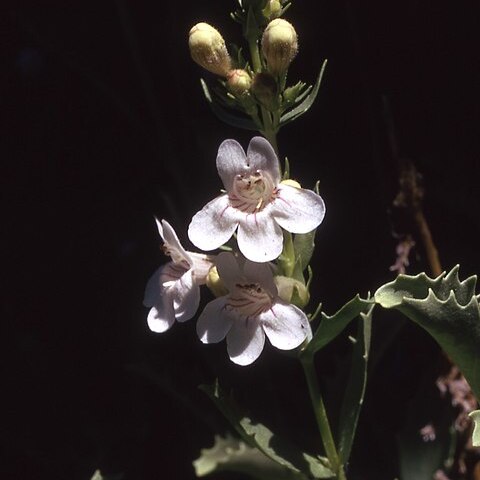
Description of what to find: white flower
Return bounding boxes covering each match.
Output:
[143,219,213,333]
[196,252,312,366]
[188,136,326,262]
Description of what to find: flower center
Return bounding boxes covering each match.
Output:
[229,170,276,213]
[227,282,273,317]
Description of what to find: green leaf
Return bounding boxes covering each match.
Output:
[293,230,316,274]
[304,295,374,356]
[200,79,259,130]
[282,156,290,180]
[281,81,309,111]
[200,383,334,478]
[469,410,480,447]
[280,59,328,126]
[194,434,303,479]
[375,266,480,399]
[244,6,261,41]
[337,304,373,464]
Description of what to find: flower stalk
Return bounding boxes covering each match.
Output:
[300,352,346,480]
[246,26,280,153]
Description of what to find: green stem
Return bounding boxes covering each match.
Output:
[247,35,280,155]
[301,354,346,480]
[262,125,279,154]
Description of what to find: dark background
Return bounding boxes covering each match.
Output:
[4,1,480,479]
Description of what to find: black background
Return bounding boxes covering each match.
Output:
[4,1,480,479]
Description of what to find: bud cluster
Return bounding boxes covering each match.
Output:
[187,0,305,137]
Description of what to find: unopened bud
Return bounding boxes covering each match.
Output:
[261,19,298,75]
[226,69,252,96]
[206,266,229,297]
[274,275,310,308]
[189,23,232,77]
[251,72,278,108]
[262,0,282,20]
[281,179,301,189]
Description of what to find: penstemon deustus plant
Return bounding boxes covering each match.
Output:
[143,1,480,478]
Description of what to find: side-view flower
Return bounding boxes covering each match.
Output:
[188,136,326,262]
[196,252,312,365]
[143,219,213,333]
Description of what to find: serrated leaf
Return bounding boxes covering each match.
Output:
[304,295,374,356]
[194,434,303,479]
[200,384,334,478]
[200,79,259,130]
[375,266,480,399]
[337,304,373,464]
[469,410,480,447]
[280,59,327,126]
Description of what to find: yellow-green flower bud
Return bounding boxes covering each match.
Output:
[189,23,232,77]
[206,266,229,298]
[226,69,252,96]
[262,0,282,21]
[261,19,298,75]
[274,275,310,308]
[280,179,301,189]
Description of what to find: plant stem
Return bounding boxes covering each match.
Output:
[247,35,280,155]
[413,209,442,277]
[262,125,279,154]
[301,354,346,480]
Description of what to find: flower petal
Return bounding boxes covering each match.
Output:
[243,260,277,297]
[237,210,283,262]
[147,291,176,333]
[246,137,281,185]
[143,263,186,307]
[271,185,326,234]
[189,252,214,284]
[216,139,247,191]
[215,251,243,291]
[197,297,233,343]
[227,317,265,366]
[260,300,311,350]
[188,195,240,251]
[171,269,200,322]
[158,219,192,265]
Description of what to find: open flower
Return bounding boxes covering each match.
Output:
[144,219,213,333]
[196,252,311,365]
[188,137,325,262]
